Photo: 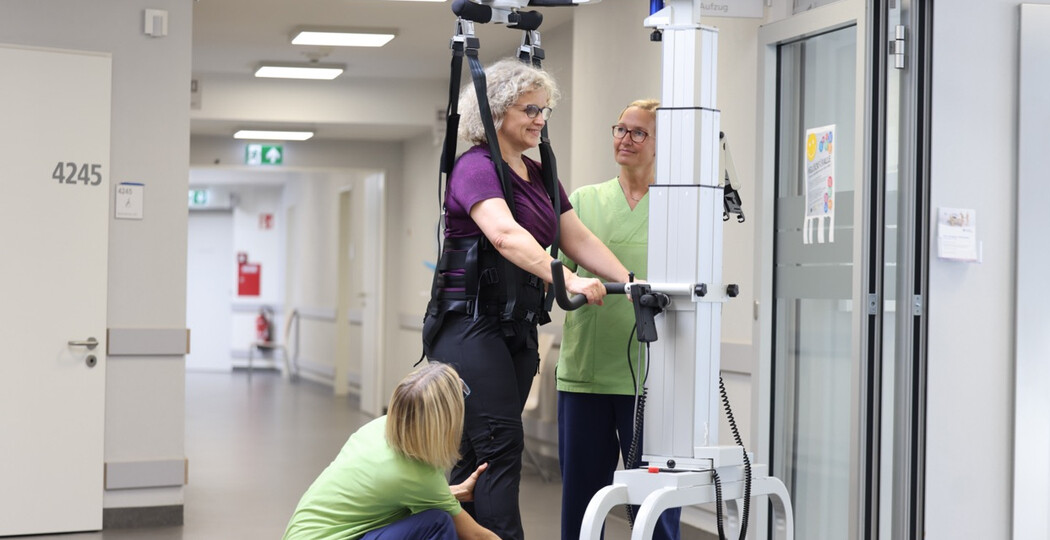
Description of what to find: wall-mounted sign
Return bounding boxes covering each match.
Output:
[937,208,979,262]
[803,125,835,245]
[700,0,764,18]
[188,188,208,207]
[115,182,144,220]
[245,144,283,166]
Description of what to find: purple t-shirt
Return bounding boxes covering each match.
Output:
[445,145,572,247]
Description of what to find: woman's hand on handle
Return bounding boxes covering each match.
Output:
[565,272,606,306]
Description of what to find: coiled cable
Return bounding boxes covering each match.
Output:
[719,375,752,540]
[624,324,648,527]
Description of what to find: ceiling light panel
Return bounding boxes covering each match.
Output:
[234,130,314,141]
[254,63,344,80]
[291,29,396,47]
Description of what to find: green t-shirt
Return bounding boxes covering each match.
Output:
[283,416,461,540]
[557,178,649,395]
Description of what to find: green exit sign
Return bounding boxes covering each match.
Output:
[188,189,208,207]
[245,144,283,166]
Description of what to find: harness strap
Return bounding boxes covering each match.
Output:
[517,39,562,311]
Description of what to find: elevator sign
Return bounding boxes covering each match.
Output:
[245,144,283,166]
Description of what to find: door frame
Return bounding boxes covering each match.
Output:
[754,1,872,538]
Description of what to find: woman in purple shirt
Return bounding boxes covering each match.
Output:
[423,58,631,540]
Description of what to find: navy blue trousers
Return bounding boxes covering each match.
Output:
[427,312,539,540]
[558,391,681,540]
[361,509,456,540]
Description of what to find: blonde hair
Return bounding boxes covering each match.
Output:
[386,362,464,469]
[618,99,660,121]
[458,58,561,146]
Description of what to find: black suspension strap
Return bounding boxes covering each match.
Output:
[464,50,525,328]
[428,19,478,309]
[516,27,562,311]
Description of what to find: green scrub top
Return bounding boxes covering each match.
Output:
[557,178,649,395]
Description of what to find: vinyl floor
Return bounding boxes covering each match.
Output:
[29,370,651,540]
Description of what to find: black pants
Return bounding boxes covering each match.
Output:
[425,311,539,540]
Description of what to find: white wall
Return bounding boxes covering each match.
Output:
[229,186,285,360]
[1,0,192,512]
[281,169,372,381]
[925,1,1036,537]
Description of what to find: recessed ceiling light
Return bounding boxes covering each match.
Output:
[254,63,344,80]
[291,29,396,47]
[234,130,314,141]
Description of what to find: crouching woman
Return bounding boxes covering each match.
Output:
[283,363,500,540]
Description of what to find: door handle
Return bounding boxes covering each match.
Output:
[68,337,99,350]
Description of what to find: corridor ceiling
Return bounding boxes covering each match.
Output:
[190,0,576,141]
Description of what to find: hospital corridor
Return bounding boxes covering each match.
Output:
[3,0,1050,539]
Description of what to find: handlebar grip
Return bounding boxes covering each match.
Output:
[452,0,493,23]
[550,260,628,311]
[551,260,587,311]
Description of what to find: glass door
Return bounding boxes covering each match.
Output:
[755,2,872,538]
[771,24,860,540]
[756,1,930,539]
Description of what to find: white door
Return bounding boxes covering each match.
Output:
[186,210,234,371]
[0,44,110,535]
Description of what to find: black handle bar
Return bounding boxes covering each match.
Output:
[550,260,626,311]
[452,0,493,23]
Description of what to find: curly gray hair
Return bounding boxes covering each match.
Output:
[457,58,561,146]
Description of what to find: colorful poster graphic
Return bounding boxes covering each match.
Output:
[803,125,836,244]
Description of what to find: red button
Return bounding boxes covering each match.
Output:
[648,466,659,473]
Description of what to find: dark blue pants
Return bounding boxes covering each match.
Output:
[558,391,681,540]
[361,509,456,540]
[427,312,539,540]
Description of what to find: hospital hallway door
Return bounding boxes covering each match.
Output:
[755,1,931,539]
[0,45,111,535]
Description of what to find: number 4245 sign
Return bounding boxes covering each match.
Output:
[52,161,102,185]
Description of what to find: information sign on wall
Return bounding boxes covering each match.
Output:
[803,125,835,244]
[245,144,283,166]
[115,182,144,220]
[700,0,764,18]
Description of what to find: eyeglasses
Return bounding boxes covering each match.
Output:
[612,125,650,143]
[460,378,471,398]
[516,104,553,120]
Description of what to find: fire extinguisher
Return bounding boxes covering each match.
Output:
[256,307,273,343]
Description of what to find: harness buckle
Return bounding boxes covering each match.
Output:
[480,267,500,285]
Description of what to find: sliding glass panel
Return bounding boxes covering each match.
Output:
[771,25,857,540]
